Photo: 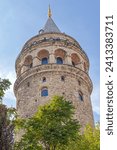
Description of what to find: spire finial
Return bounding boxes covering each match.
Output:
[48,5,52,18]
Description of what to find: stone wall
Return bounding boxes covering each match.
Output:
[14,32,94,131]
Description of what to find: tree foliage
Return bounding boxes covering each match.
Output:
[79,123,100,150]
[0,105,16,150]
[0,77,15,150]
[14,96,81,150]
[14,95,100,150]
[0,77,11,103]
[63,123,100,150]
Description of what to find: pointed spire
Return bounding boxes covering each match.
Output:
[41,5,61,33]
[48,5,52,18]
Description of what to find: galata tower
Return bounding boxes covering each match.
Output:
[14,7,94,129]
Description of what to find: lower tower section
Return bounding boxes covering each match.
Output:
[14,63,94,129]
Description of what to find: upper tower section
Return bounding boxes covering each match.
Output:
[15,7,92,93]
[14,7,94,128]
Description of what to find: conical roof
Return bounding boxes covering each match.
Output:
[43,17,61,33]
[41,6,61,33]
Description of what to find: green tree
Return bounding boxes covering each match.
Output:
[0,77,15,150]
[0,105,16,150]
[78,123,100,150]
[14,96,81,150]
[0,78,11,103]
[64,123,100,150]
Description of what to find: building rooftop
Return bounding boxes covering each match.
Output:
[43,17,61,33]
[39,5,61,34]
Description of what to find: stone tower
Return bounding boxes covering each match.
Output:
[14,8,94,129]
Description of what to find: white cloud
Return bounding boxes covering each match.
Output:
[0,69,16,107]
[91,84,100,115]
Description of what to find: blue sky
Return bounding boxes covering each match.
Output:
[0,0,100,122]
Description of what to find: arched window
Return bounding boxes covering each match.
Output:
[29,62,33,68]
[42,77,46,82]
[56,57,63,64]
[71,53,80,67]
[61,76,65,81]
[41,87,48,97]
[79,91,83,101]
[24,55,33,69]
[42,57,48,64]
[72,61,75,67]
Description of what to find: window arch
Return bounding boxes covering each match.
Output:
[42,57,48,64]
[61,76,65,81]
[29,62,33,68]
[72,61,75,67]
[42,77,46,82]
[54,49,66,64]
[78,91,83,101]
[37,49,49,65]
[41,87,48,97]
[24,55,33,68]
[71,53,80,67]
[56,57,63,64]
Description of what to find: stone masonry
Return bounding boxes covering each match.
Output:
[14,14,94,132]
